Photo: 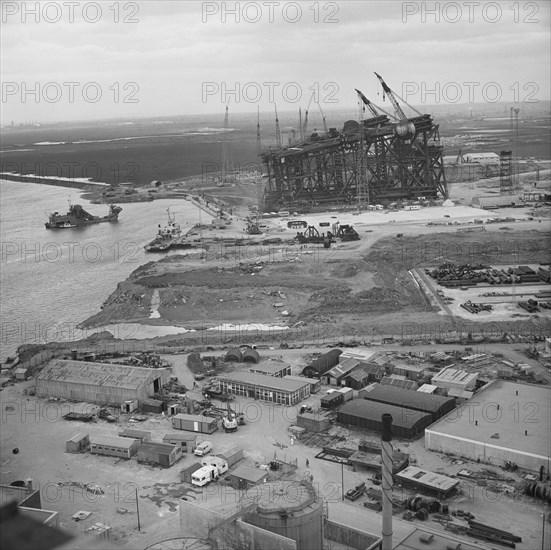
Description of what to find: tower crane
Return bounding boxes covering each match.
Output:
[355,89,379,117]
[303,92,314,138]
[317,102,328,134]
[274,104,281,148]
[374,72,419,140]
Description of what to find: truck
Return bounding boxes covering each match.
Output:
[191,465,219,487]
[222,414,238,433]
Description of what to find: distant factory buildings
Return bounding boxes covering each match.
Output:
[36,359,170,406]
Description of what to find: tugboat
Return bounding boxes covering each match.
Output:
[144,208,183,252]
[45,202,122,229]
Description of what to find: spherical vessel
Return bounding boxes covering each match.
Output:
[242,481,323,550]
[395,120,416,138]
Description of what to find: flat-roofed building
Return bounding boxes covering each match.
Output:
[137,442,182,468]
[89,435,140,459]
[426,380,551,474]
[395,466,460,498]
[432,367,478,392]
[36,359,170,405]
[249,363,291,378]
[218,371,310,405]
[163,432,199,453]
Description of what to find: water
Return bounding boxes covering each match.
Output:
[0,179,207,360]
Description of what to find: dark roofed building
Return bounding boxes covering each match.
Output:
[337,400,432,439]
[323,357,362,386]
[302,349,342,378]
[345,363,387,389]
[360,383,455,422]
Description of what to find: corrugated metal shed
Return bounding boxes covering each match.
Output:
[471,196,518,209]
[337,400,432,438]
[37,359,163,390]
[302,349,342,377]
[225,348,242,362]
[360,383,455,421]
[242,348,260,363]
[380,375,418,390]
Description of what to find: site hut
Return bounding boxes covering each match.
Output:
[344,367,378,390]
[162,432,199,453]
[322,358,362,386]
[35,359,170,405]
[471,196,518,210]
[217,445,244,468]
[360,383,456,423]
[65,433,89,454]
[141,398,164,413]
[462,152,500,163]
[118,429,151,444]
[426,380,551,474]
[301,349,342,378]
[218,371,310,405]
[337,400,433,439]
[391,364,430,382]
[431,367,478,392]
[249,363,291,378]
[284,375,321,394]
[137,442,182,468]
[172,413,219,434]
[395,466,459,499]
[89,435,140,459]
[228,465,267,489]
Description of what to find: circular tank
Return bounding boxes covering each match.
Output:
[395,120,416,139]
[241,481,323,550]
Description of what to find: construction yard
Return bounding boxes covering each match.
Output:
[2,344,551,549]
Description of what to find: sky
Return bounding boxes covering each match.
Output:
[1,0,550,123]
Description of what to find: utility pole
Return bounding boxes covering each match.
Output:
[135,488,141,531]
[256,106,261,158]
[341,461,344,501]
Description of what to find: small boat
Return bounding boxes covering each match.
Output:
[144,208,183,252]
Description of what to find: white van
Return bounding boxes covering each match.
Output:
[201,456,229,475]
[194,441,213,456]
[191,465,218,487]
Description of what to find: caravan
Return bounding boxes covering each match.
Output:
[201,456,229,475]
[191,465,219,487]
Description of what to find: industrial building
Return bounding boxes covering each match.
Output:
[392,364,429,381]
[379,374,418,390]
[284,375,321,393]
[322,357,362,386]
[217,446,244,468]
[249,363,291,378]
[462,152,499,163]
[344,363,387,389]
[218,371,310,405]
[172,413,219,434]
[89,435,140,459]
[395,466,460,498]
[36,359,170,406]
[431,367,478,392]
[301,349,342,378]
[360,383,456,422]
[337,400,433,439]
[426,380,551,473]
[163,432,199,453]
[137,442,182,468]
[471,196,518,209]
[228,465,268,489]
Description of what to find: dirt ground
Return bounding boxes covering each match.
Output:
[2,350,549,549]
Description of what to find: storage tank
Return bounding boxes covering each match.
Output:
[241,481,323,550]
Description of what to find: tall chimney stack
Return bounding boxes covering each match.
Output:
[381,414,393,550]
